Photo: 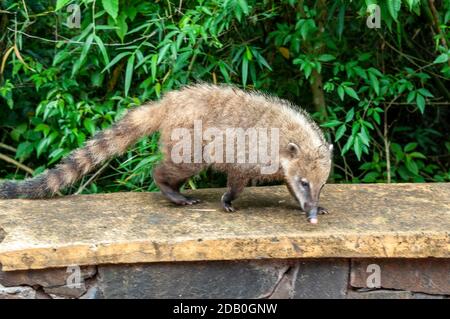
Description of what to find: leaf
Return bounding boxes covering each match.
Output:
[321,120,342,128]
[337,86,345,101]
[417,88,433,98]
[36,132,58,158]
[102,0,119,19]
[55,0,72,11]
[242,57,248,87]
[343,86,360,100]
[404,142,418,152]
[48,148,69,165]
[151,54,158,82]
[353,136,362,160]
[387,0,401,21]
[116,13,128,42]
[409,152,426,159]
[433,53,448,64]
[368,72,379,95]
[279,47,290,59]
[373,112,381,125]
[416,94,425,113]
[157,43,171,64]
[362,171,379,183]
[303,63,312,79]
[252,50,271,70]
[35,123,50,136]
[94,35,110,66]
[238,0,249,15]
[345,108,355,122]
[102,51,131,73]
[83,118,96,135]
[72,33,94,77]
[341,135,354,155]
[406,90,416,103]
[16,142,33,161]
[358,129,370,147]
[390,143,404,161]
[337,5,345,40]
[405,157,419,175]
[445,142,450,153]
[125,54,135,97]
[318,54,336,62]
[335,124,347,142]
[405,0,417,11]
[243,47,252,62]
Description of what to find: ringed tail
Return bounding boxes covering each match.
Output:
[0,103,163,199]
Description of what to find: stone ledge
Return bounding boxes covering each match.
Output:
[0,183,449,271]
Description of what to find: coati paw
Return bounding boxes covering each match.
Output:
[184,197,201,205]
[318,206,329,214]
[222,203,236,213]
[175,196,201,205]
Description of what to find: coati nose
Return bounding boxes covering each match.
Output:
[305,205,318,224]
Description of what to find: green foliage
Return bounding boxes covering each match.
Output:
[0,0,449,194]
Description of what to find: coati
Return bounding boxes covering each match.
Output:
[0,84,333,223]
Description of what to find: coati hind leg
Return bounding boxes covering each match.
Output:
[153,164,201,205]
[221,175,249,212]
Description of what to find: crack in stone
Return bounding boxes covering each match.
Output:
[260,263,299,299]
[349,286,450,298]
[0,226,6,243]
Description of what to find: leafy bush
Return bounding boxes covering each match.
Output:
[0,0,449,194]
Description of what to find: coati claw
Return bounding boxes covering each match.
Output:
[173,196,201,205]
[222,203,236,213]
[182,197,201,205]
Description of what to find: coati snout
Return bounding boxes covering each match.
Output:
[281,143,333,223]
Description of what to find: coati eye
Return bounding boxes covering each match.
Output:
[300,179,309,188]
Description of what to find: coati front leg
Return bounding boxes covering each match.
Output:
[221,175,249,212]
[153,164,201,205]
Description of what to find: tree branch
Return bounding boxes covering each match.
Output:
[0,143,17,153]
[0,153,34,175]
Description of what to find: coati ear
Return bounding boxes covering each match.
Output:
[287,142,300,158]
[329,144,334,152]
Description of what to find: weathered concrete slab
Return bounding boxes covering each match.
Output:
[350,258,450,295]
[97,261,286,299]
[0,183,449,271]
[293,259,349,299]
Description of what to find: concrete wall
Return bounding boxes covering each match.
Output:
[1,259,449,299]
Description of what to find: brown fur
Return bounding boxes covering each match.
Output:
[0,84,332,214]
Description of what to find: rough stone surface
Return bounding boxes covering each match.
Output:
[346,289,446,299]
[0,258,448,299]
[269,267,296,299]
[0,227,5,243]
[97,260,286,299]
[44,285,86,298]
[346,289,413,299]
[350,258,450,295]
[80,286,102,299]
[0,184,449,270]
[293,259,349,299]
[0,284,36,299]
[0,266,96,287]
